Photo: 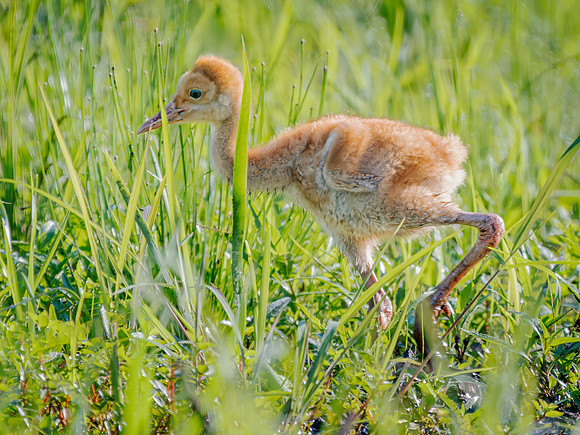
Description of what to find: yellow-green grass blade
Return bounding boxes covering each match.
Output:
[104,151,172,285]
[208,284,245,362]
[291,321,309,407]
[298,320,339,414]
[268,0,293,72]
[255,211,271,353]
[232,39,252,325]
[0,201,24,322]
[155,46,181,233]
[123,340,153,435]
[32,215,67,292]
[294,302,323,330]
[141,304,180,351]
[112,144,149,295]
[26,174,39,332]
[137,174,167,265]
[379,256,428,374]
[318,54,329,118]
[387,6,405,73]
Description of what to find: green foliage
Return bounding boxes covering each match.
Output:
[0,0,579,433]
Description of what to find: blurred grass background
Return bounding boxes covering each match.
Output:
[1,0,579,433]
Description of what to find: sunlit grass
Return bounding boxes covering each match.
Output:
[0,0,579,432]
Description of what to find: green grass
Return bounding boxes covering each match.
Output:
[1,0,580,433]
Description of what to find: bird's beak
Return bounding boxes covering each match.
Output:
[137,101,185,135]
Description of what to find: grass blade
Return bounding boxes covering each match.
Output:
[298,320,339,417]
[104,150,172,284]
[256,207,271,353]
[0,201,23,322]
[232,39,252,326]
[123,340,153,435]
[115,143,149,294]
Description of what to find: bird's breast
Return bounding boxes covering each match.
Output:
[283,176,391,240]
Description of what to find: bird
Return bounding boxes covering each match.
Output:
[137,54,504,359]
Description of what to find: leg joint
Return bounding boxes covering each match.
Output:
[478,213,505,248]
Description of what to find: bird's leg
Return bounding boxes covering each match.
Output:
[414,212,504,358]
[340,238,393,330]
[363,269,393,330]
[430,212,504,314]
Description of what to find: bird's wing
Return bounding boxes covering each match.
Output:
[324,169,383,192]
[321,128,383,193]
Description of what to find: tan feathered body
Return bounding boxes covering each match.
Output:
[138,55,504,357]
[259,115,467,242]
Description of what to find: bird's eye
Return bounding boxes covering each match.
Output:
[189,89,203,99]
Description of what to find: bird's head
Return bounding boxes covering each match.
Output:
[137,55,242,134]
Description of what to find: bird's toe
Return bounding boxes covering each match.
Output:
[432,300,453,318]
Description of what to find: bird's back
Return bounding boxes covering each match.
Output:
[267,115,466,195]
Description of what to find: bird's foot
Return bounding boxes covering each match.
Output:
[369,288,393,330]
[432,299,454,318]
[429,284,455,319]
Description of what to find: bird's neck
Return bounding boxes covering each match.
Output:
[210,111,293,193]
[210,116,238,184]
